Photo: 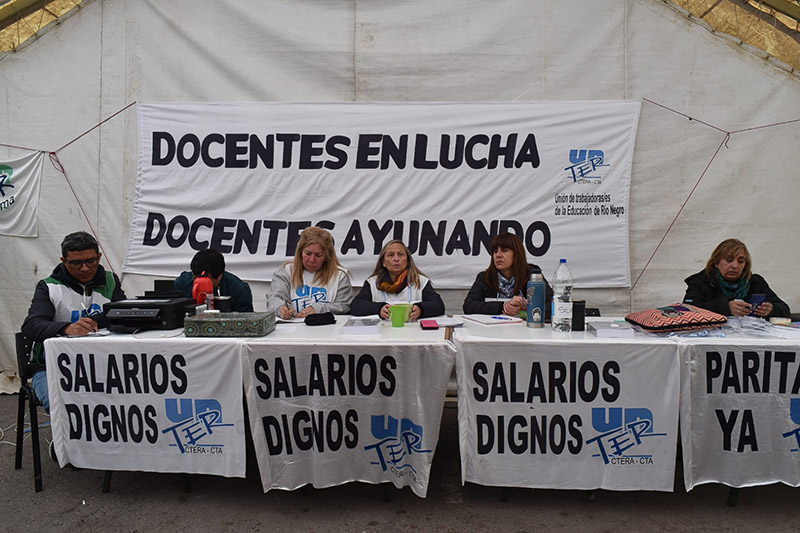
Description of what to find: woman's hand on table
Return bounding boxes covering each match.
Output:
[380,304,391,320]
[503,295,526,316]
[295,306,316,319]
[410,305,422,321]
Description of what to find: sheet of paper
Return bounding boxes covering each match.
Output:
[459,314,523,325]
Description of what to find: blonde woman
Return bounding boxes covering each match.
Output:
[350,240,444,320]
[266,227,353,319]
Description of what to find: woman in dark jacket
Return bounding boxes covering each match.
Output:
[463,232,552,318]
[351,240,445,320]
[683,238,790,318]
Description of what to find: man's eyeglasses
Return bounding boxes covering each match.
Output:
[66,257,100,268]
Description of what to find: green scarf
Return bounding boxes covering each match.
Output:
[715,270,750,300]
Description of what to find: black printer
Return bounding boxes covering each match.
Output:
[103,281,197,332]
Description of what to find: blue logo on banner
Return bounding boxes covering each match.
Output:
[781,398,800,451]
[585,407,666,465]
[162,398,233,454]
[564,149,610,182]
[0,171,14,197]
[364,415,430,484]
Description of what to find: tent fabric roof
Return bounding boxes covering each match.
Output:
[672,0,800,73]
[1,0,798,74]
[0,0,83,53]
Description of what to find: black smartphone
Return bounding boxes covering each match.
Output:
[748,294,766,315]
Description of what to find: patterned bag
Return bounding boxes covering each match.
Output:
[625,303,727,332]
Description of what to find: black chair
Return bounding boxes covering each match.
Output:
[14,332,43,492]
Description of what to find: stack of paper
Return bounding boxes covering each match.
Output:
[436,317,465,327]
[342,317,382,335]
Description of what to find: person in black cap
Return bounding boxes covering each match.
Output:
[174,248,254,312]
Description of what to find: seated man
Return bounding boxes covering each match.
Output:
[174,248,254,312]
[21,231,126,412]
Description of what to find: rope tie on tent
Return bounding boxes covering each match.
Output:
[0,101,137,277]
[0,142,41,152]
[729,118,800,134]
[54,101,136,153]
[640,98,729,134]
[48,151,115,275]
[631,131,730,290]
[632,98,800,290]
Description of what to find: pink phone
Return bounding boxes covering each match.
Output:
[420,320,439,330]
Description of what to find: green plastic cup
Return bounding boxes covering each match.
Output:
[390,305,407,327]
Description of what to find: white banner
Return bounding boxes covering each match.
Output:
[242,341,455,497]
[455,337,679,491]
[0,150,44,237]
[45,336,246,477]
[126,102,640,288]
[679,340,800,490]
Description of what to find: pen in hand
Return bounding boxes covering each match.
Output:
[78,303,99,333]
[282,297,296,318]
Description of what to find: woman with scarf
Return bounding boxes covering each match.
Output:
[463,232,552,317]
[350,240,445,320]
[683,238,790,318]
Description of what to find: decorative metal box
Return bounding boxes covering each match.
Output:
[184,311,276,337]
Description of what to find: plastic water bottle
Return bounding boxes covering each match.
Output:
[551,258,573,332]
[526,268,546,328]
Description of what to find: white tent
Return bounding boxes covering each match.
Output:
[1,0,799,391]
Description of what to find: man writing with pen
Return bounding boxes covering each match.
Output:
[22,231,126,413]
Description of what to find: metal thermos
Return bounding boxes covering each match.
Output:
[526,269,546,328]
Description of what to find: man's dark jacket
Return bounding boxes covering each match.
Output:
[22,263,126,372]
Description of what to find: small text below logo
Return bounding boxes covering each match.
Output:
[162,398,233,454]
[586,407,666,465]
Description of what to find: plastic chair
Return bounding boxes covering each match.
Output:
[14,332,44,492]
